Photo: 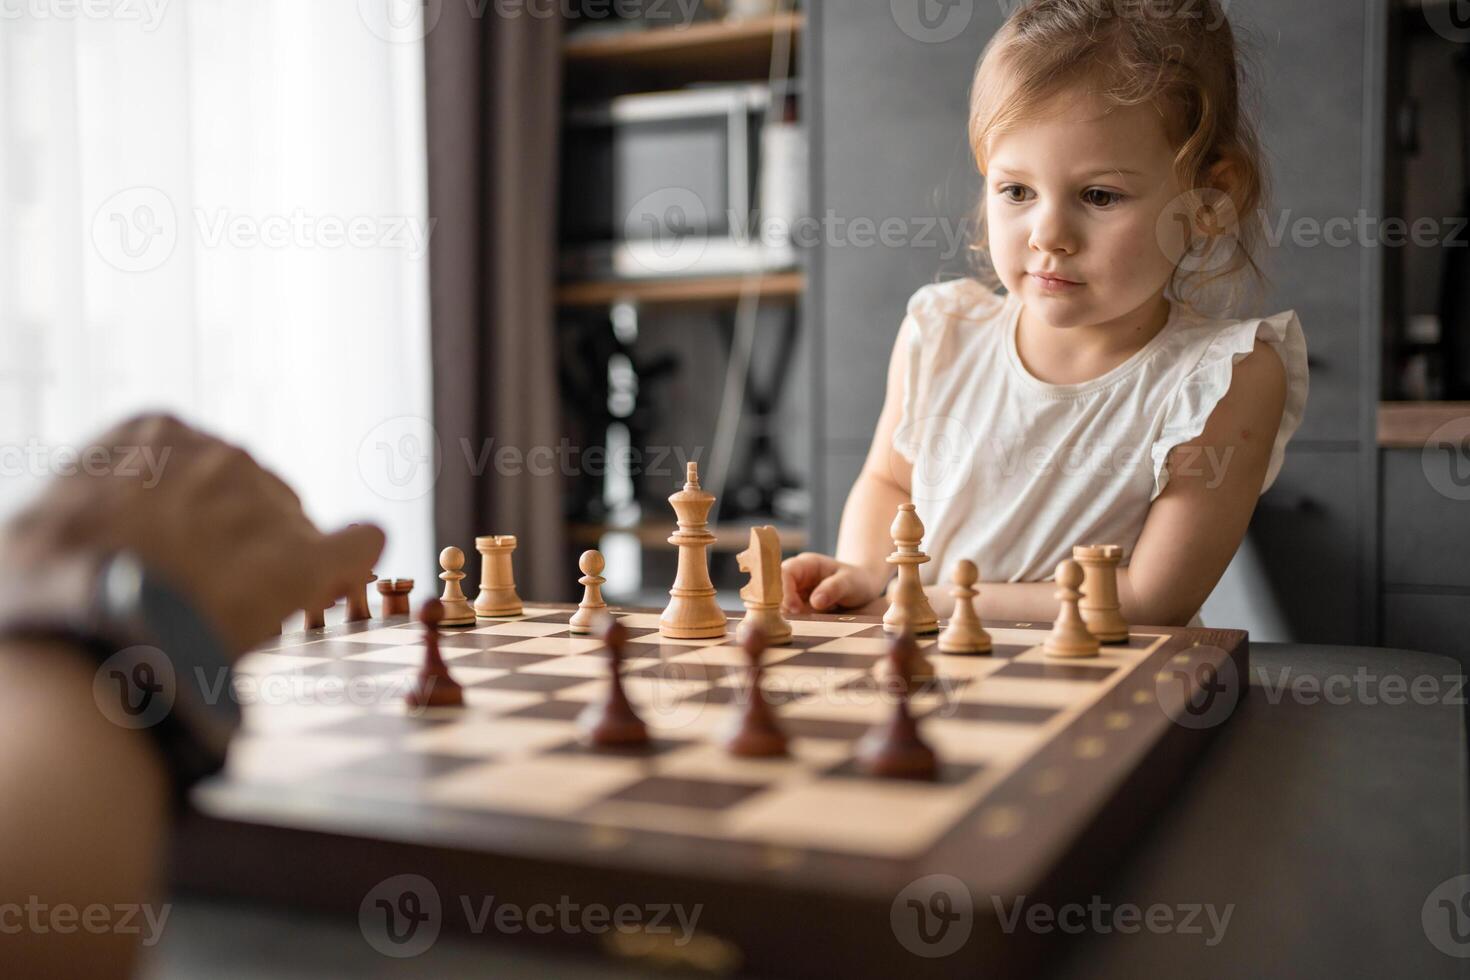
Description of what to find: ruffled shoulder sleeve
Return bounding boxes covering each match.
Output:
[892,279,1006,463]
[1149,309,1310,500]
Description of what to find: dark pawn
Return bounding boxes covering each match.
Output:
[579,615,649,747]
[406,598,464,708]
[856,631,938,780]
[725,626,789,758]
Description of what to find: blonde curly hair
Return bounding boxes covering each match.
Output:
[967,0,1271,316]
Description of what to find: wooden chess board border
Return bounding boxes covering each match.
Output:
[171,604,1248,979]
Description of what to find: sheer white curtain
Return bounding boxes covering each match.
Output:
[0,1,436,593]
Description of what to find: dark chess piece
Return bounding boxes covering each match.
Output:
[856,631,938,780]
[579,615,649,747]
[406,598,464,709]
[725,626,789,758]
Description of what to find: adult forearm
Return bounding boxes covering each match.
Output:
[0,639,170,979]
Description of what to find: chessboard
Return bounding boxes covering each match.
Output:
[173,603,1248,979]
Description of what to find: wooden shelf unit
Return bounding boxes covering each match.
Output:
[555,271,804,309]
[1377,402,1470,448]
[564,12,803,84]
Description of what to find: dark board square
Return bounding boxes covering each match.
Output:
[779,717,871,741]
[629,662,741,683]
[762,635,838,652]
[838,675,972,699]
[988,644,1032,660]
[934,702,1060,725]
[502,699,587,722]
[992,662,1117,682]
[604,775,768,811]
[777,650,882,670]
[449,650,559,669]
[687,684,809,708]
[436,633,536,650]
[821,757,984,786]
[545,738,689,760]
[469,673,592,693]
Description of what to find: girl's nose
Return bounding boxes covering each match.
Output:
[1028,204,1078,256]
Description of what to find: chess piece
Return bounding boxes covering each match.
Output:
[568,550,609,634]
[882,504,939,635]
[474,535,523,617]
[304,599,332,631]
[406,598,464,708]
[857,633,938,780]
[1074,544,1129,642]
[938,560,991,655]
[736,525,792,646]
[874,623,936,684]
[659,462,727,639]
[436,547,479,626]
[725,626,789,758]
[345,570,378,623]
[579,616,649,747]
[376,578,414,617]
[1043,559,1100,658]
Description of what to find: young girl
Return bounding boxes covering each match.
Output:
[782,0,1309,627]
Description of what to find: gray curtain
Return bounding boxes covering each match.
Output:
[425,5,567,599]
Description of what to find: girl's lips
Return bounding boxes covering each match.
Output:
[1030,273,1083,291]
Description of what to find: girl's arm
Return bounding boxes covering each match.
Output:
[783,322,915,612]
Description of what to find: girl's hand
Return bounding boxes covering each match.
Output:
[780,552,884,614]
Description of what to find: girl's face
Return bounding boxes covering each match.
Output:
[983,89,1192,330]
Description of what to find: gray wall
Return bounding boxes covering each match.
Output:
[808,0,1386,643]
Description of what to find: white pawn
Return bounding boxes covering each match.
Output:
[437,547,478,626]
[569,550,608,634]
[938,560,991,655]
[1043,559,1099,658]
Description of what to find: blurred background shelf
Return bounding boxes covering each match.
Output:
[564,12,803,89]
[555,272,804,309]
[1378,402,1470,447]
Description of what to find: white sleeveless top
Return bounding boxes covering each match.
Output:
[892,278,1310,586]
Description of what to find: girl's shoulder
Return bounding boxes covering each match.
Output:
[903,278,1010,335]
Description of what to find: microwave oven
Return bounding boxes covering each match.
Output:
[558,83,801,281]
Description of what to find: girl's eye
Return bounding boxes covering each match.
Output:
[998,185,1032,203]
[1083,188,1124,208]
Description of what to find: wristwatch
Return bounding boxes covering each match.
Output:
[0,549,242,800]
